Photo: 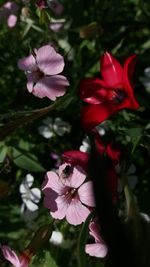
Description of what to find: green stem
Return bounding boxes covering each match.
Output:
[0,93,73,140]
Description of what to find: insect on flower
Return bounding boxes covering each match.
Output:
[59,164,74,184]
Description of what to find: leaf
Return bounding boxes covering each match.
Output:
[44,251,59,267]
[77,212,93,267]
[12,147,45,172]
[126,127,143,139]
[0,146,7,163]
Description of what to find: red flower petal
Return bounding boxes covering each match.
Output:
[79,78,108,104]
[101,52,123,87]
[62,150,89,171]
[123,54,139,109]
[81,104,117,131]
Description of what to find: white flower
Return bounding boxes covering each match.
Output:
[96,124,106,136]
[53,117,71,136]
[19,174,41,211]
[49,231,63,245]
[79,136,90,152]
[38,117,71,139]
[38,117,53,139]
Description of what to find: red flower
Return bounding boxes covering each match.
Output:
[79,52,139,131]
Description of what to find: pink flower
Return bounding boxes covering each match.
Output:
[85,219,108,258]
[42,163,95,225]
[1,245,31,267]
[1,1,18,28]
[18,44,69,100]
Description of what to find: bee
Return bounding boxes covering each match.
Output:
[59,165,73,183]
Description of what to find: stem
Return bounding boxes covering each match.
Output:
[0,93,73,140]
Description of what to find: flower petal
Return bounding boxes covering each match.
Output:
[1,245,21,267]
[123,54,139,109]
[23,199,39,211]
[79,78,109,104]
[18,54,37,71]
[78,181,95,207]
[81,104,117,131]
[42,171,65,194]
[30,188,41,203]
[85,243,107,258]
[62,150,89,172]
[26,72,39,93]
[32,75,69,100]
[101,52,123,87]
[38,125,54,139]
[19,174,34,194]
[66,198,90,225]
[36,45,64,75]
[50,195,69,220]
[7,14,17,28]
[58,163,86,188]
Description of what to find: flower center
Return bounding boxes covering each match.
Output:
[111,88,127,104]
[35,69,44,80]
[65,188,77,199]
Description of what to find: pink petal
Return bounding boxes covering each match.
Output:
[26,72,39,92]
[1,245,21,267]
[59,164,86,188]
[36,45,65,75]
[78,181,95,207]
[89,220,101,242]
[7,14,17,28]
[50,195,69,220]
[33,75,69,100]
[85,243,107,258]
[43,187,58,211]
[66,198,90,225]
[101,52,123,87]
[18,54,37,71]
[42,171,65,194]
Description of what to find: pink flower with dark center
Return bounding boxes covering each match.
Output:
[1,245,32,267]
[85,219,108,258]
[18,44,69,100]
[42,163,95,225]
[1,1,18,28]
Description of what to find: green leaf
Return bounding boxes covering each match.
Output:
[44,251,59,267]
[0,145,7,163]
[77,212,93,267]
[126,127,143,139]
[12,147,45,172]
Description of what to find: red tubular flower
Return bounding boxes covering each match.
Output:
[79,52,139,131]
